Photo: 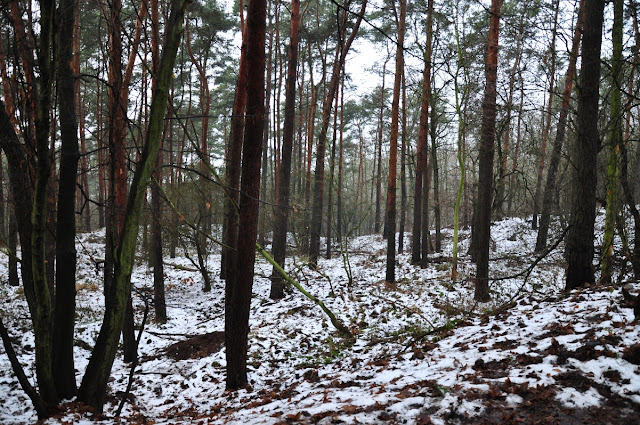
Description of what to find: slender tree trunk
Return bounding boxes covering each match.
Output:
[74,5,90,232]
[326,75,341,259]
[221,7,247,280]
[336,71,345,243]
[533,0,559,230]
[385,0,406,282]
[507,76,524,216]
[412,0,433,264]
[151,0,166,321]
[270,0,301,299]
[96,76,106,229]
[308,0,367,265]
[536,1,583,252]
[398,69,407,254]
[474,0,502,301]
[451,5,468,279]
[53,0,80,399]
[565,0,605,291]
[30,0,56,406]
[600,0,623,284]
[303,42,317,254]
[226,0,267,389]
[258,9,273,248]
[496,11,524,220]
[375,60,386,235]
[431,99,441,252]
[78,0,188,410]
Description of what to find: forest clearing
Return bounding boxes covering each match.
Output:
[2,216,639,424]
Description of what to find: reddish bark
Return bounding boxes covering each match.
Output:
[536,1,583,252]
[411,0,433,264]
[474,0,503,302]
[385,0,406,283]
[225,0,267,389]
[221,7,248,281]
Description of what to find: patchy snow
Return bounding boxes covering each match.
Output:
[1,215,639,424]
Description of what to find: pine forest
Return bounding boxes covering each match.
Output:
[1,0,640,423]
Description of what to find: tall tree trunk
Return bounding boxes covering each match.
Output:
[78,0,188,410]
[600,0,623,284]
[620,0,640,277]
[326,85,339,259]
[532,0,559,230]
[496,9,524,220]
[474,0,502,301]
[535,1,583,252]
[151,0,166,322]
[385,0,406,283]
[74,5,90,232]
[30,0,56,406]
[226,0,267,389]
[565,0,605,291]
[430,97,441,252]
[398,69,407,254]
[411,0,433,264]
[303,42,317,253]
[270,0,301,300]
[53,0,80,399]
[374,59,386,235]
[451,4,468,279]
[258,8,273,248]
[221,7,247,280]
[308,0,367,265]
[336,70,345,243]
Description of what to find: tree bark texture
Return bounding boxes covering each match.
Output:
[411,0,433,264]
[222,9,248,281]
[53,0,80,399]
[600,0,622,284]
[565,0,604,291]
[270,0,302,299]
[385,0,406,283]
[474,0,502,301]
[78,0,189,410]
[225,0,267,389]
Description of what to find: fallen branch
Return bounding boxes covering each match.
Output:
[0,315,48,418]
[489,225,571,315]
[256,243,351,336]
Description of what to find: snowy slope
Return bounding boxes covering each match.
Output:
[0,215,639,424]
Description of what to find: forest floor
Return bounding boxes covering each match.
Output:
[1,214,640,424]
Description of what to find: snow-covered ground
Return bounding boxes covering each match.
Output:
[1,215,639,424]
